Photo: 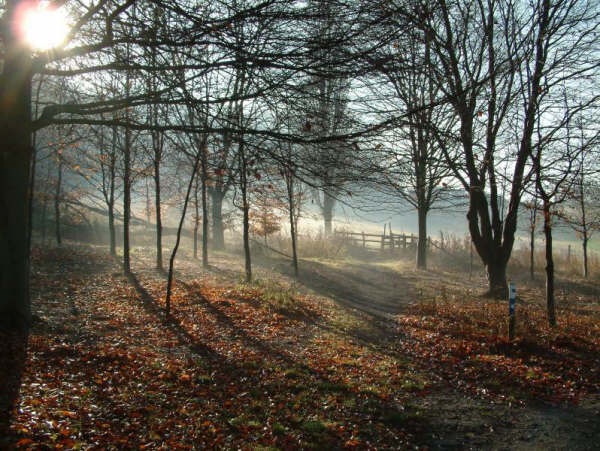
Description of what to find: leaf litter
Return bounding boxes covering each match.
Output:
[4,245,600,449]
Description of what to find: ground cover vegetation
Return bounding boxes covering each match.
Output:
[1,0,600,448]
[1,243,599,449]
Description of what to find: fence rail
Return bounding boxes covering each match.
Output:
[334,230,419,250]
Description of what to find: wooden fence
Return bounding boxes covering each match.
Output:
[334,230,419,251]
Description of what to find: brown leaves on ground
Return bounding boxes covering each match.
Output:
[400,294,600,405]
[4,245,600,449]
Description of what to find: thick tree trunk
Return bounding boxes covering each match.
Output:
[485,259,507,298]
[467,191,509,298]
[0,4,33,330]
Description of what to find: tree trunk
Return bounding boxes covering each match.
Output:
[582,235,589,279]
[54,158,63,245]
[193,172,199,260]
[529,223,535,281]
[286,174,299,277]
[122,61,132,275]
[108,159,116,257]
[123,125,131,275]
[416,205,428,270]
[323,192,335,236]
[542,201,556,327]
[166,155,201,316]
[0,2,33,330]
[467,192,509,298]
[108,203,116,257]
[211,190,226,250]
[240,143,252,283]
[485,258,508,298]
[201,146,209,267]
[154,160,163,271]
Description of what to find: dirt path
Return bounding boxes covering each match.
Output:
[261,256,485,318]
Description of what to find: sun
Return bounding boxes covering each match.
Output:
[18,1,70,51]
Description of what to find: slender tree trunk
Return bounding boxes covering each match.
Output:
[123,124,131,275]
[154,159,163,270]
[582,236,589,279]
[201,145,209,267]
[416,205,428,270]
[122,55,132,275]
[542,200,556,327]
[54,157,63,245]
[108,156,116,257]
[211,190,226,250]
[286,172,299,277]
[108,204,116,256]
[40,194,48,245]
[40,165,52,245]
[166,154,201,315]
[240,141,252,283]
[0,1,33,329]
[323,192,335,236]
[529,224,536,281]
[193,171,199,260]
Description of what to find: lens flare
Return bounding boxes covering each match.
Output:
[18,1,69,51]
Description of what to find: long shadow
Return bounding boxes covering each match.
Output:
[129,271,315,372]
[0,327,28,447]
[126,272,435,443]
[270,257,413,318]
[127,272,222,361]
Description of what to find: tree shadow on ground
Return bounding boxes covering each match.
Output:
[268,257,417,318]
[0,328,28,448]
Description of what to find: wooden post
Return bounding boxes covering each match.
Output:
[362,231,365,248]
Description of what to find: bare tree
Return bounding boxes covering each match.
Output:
[407,0,600,297]
[558,110,600,278]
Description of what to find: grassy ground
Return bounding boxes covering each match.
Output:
[1,242,599,449]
